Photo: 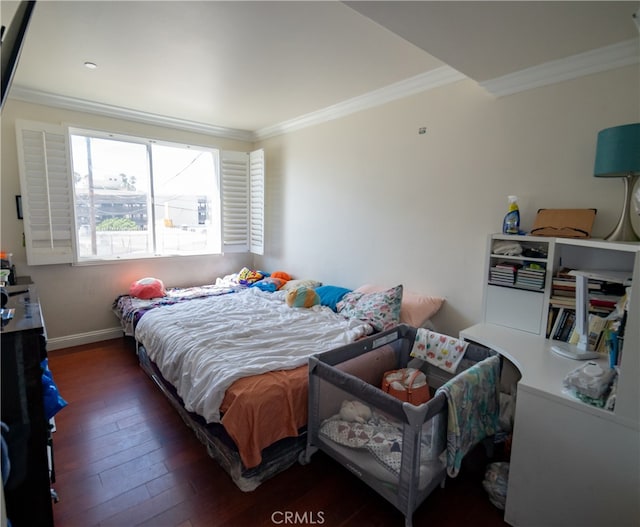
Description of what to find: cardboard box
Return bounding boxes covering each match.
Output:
[530,208,597,238]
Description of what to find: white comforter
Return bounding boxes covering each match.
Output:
[134,287,372,423]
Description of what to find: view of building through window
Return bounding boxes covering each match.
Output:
[70,132,221,260]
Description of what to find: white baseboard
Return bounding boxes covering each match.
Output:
[46,327,125,351]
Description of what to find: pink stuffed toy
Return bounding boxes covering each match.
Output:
[129,277,166,299]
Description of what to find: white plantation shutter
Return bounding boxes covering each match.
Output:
[15,120,75,265]
[220,149,264,254]
[249,149,264,255]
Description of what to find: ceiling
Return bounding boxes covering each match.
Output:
[2,1,639,137]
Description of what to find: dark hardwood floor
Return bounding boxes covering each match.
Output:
[47,338,510,527]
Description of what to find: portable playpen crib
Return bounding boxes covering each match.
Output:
[302,324,498,527]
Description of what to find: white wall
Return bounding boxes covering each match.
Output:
[255,66,640,336]
[2,65,637,346]
[1,100,253,347]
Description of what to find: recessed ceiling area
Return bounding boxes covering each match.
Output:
[346,1,639,82]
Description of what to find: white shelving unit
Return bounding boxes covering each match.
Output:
[463,234,639,527]
[483,234,553,335]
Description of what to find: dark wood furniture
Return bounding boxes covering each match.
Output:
[1,291,54,527]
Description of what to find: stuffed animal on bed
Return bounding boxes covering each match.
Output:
[285,286,320,308]
[129,277,166,299]
[251,276,286,292]
[338,400,372,424]
[271,270,292,282]
[237,267,266,285]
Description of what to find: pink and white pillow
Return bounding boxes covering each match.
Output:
[354,284,444,327]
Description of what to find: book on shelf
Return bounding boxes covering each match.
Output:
[557,310,576,342]
[550,273,624,315]
[553,268,627,292]
[546,307,558,338]
[489,261,521,285]
[589,292,624,308]
[610,311,627,367]
[494,262,521,270]
[591,318,624,364]
[550,296,576,307]
[567,313,609,351]
[552,278,602,291]
[552,289,577,298]
[549,307,564,339]
[552,308,572,341]
[515,266,545,289]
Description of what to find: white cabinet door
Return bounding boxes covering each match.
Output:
[485,285,544,334]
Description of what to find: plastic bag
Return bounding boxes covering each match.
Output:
[41,359,68,420]
[483,462,509,510]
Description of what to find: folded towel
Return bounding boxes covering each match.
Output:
[436,355,500,477]
[410,328,468,373]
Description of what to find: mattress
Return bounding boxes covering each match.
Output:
[133,287,372,478]
[137,344,306,491]
[134,288,372,427]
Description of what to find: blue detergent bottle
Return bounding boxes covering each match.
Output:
[502,195,520,234]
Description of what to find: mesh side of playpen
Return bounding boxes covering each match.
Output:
[306,325,450,524]
[306,324,499,527]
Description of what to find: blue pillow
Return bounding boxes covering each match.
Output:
[315,285,352,312]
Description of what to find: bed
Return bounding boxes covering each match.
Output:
[112,272,445,490]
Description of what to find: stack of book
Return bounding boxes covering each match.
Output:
[548,268,624,316]
[515,265,545,290]
[589,290,625,314]
[489,262,520,286]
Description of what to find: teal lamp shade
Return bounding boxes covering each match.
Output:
[593,123,640,241]
[594,123,640,177]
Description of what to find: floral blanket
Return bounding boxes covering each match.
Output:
[319,405,434,478]
[436,355,500,477]
[410,328,469,374]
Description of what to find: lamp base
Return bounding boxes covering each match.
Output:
[605,174,639,242]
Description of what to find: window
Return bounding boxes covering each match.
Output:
[70,130,222,260]
[15,120,264,265]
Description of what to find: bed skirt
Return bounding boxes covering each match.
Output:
[137,344,306,491]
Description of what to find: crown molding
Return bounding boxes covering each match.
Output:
[9,38,638,141]
[480,38,640,98]
[254,66,466,140]
[8,86,255,142]
[8,67,466,142]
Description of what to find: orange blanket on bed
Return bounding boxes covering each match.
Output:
[219,365,309,469]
